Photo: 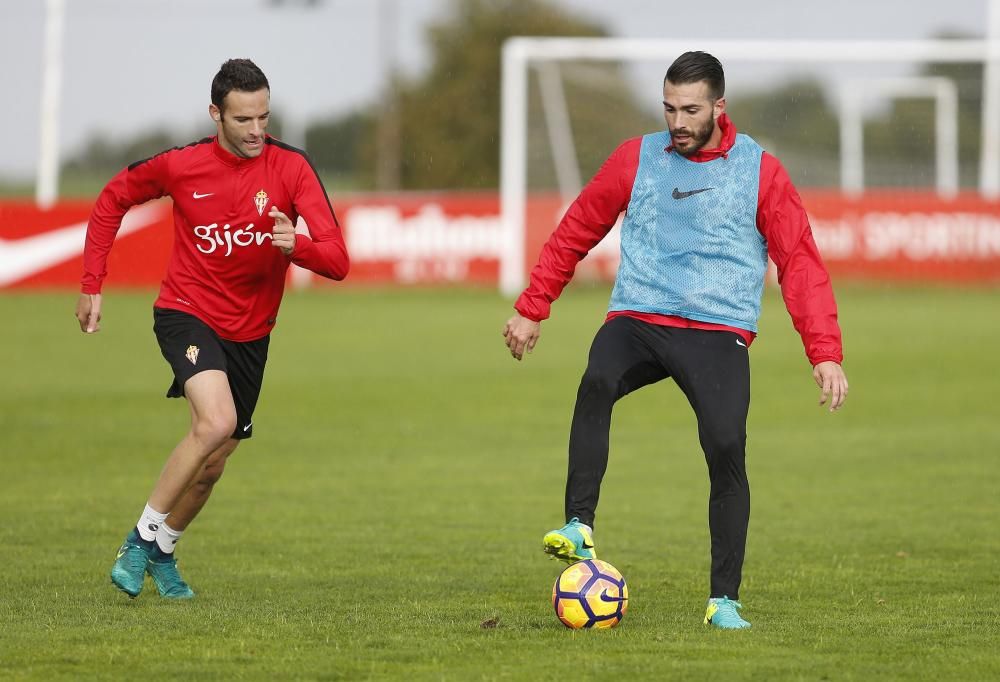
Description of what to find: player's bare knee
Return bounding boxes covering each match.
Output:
[191,411,238,449]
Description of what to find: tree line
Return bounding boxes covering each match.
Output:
[60,1,984,193]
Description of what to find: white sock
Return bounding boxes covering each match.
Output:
[137,504,168,542]
[155,522,184,554]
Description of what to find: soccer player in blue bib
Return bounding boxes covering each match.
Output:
[503,51,848,629]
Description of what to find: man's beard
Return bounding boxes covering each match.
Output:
[670,116,715,157]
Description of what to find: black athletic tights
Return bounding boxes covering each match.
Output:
[564,316,751,600]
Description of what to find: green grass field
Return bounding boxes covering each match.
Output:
[1,285,997,680]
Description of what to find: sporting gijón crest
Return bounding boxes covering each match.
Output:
[254,189,269,216]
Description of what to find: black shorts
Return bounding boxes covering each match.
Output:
[152,308,269,440]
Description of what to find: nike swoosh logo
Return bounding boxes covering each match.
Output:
[243,423,252,432]
[192,192,214,199]
[0,204,162,287]
[672,187,714,199]
[116,548,126,559]
[736,339,747,347]
[599,589,626,603]
[582,541,594,549]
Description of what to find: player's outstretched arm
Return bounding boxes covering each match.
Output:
[503,313,541,361]
[813,360,848,412]
[75,293,103,334]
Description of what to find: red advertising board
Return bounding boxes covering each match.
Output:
[2,190,999,290]
[802,191,1000,282]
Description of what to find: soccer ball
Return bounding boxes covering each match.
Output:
[552,559,629,629]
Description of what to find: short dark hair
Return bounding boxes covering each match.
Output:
[664,51,725,101]
[211,59,270,113]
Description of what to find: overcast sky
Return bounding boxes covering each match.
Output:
[1,0,990,179]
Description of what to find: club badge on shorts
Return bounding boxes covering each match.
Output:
[185,345,200,365]
[254,189,269,216]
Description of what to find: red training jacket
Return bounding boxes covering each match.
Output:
[514,114,843,366]
[82,136,350,341]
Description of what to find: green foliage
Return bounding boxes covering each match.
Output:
[61,128,184,181]
[0,178,33,198]
[726,79,841,187]
[1,286,998,679]
[304,109,376,186]
[303,0,657,190]
[397,0,601,189]
[864,43,984,188]
[41,14,985,197]
[58,114,288,184]
[526,63,662,188]
[719,32,985,190]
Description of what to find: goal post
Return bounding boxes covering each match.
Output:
[838,77,959,199]
[499,35,1000,296]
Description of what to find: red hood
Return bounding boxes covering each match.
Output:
[666,113,737,162]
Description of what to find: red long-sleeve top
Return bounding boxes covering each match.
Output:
[82,136,349,341]
[514,115,843,366]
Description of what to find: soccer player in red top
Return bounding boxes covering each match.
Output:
[75,59,350,599]
[503,51,849,629]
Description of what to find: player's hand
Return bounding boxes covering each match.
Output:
[503,313,541,361]
[813,360,848,412]
[75,293,102,333]
[269,207,295,256]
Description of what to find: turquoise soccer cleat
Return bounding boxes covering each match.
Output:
[110,529,151,598]
[146,549,195,599]
[704,596,751,629]
[542,517,597,564]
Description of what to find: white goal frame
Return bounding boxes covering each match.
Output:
[839,76,959,199]
[499,31,1000,295]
